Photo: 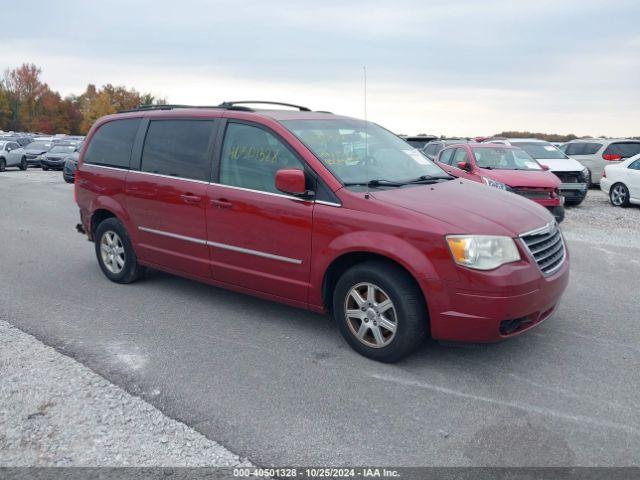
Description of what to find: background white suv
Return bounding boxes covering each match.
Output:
[560,139,640,185]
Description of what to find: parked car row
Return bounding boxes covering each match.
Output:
[415,135,640,210]
[0,131,84,181]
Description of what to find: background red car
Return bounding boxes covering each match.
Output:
[437,143,565,222]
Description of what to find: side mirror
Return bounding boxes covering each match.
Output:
[541,164,550,171]
[275,168,309,196]
[457,161,469,171]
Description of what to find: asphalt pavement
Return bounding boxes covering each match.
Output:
[1,169,639,467]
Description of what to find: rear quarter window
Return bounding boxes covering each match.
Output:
[84,119,141,168]
[605,142,640,158]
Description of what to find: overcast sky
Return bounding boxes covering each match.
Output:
[1,0,638,136]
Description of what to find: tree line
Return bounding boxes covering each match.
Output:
[0,63,166,135]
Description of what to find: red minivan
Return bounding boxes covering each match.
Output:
[437,143,565,223]
[75,102,569,362]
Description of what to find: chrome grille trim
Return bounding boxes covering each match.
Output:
[519,222,566,276]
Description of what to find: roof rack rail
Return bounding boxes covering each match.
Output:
[118,104,224,113]
[218,101,311,112]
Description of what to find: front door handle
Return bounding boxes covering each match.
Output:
[180,194,202,205]
[210,198,233,209]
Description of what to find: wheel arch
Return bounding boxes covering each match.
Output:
[321,251,429,325]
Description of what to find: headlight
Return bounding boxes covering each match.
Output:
[580,168,589,181]
[446,235,521,270]
[482,177,510,190]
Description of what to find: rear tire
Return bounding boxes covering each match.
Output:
[333,260,427,362]
[19,158,27,170]
[42,166,49,171]
[94,217,146,284]
[610,182,630,208]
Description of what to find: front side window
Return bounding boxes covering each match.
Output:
[281,119,447,186]
[141,120,215,181]
[439,148,454,165]
[219,122,304,194]
[85,119,140,168]
[452,148,469,167]
[473,147,542,171]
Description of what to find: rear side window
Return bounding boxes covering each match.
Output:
[219,122,304,194]
[604,142,640,159]
[141,120,216,181]
[565,142,602,156]
[85,119,140,168]
[628,159,640,170]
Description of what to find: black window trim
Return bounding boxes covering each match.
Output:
[84,117,144,170]
[132,117,219,183]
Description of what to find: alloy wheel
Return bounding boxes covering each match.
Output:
[344,282,398,348]
[100,230,126,274]
[611,184,628,206]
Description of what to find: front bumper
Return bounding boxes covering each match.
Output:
[559,182,588,202]
[600,178,612,195]
[424,252,570,343]
[25,155,42,166]
[41,158,66,169]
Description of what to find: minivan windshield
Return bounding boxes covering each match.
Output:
[473,147,543,171]
[281,119,449,186]
[511,142,567,160]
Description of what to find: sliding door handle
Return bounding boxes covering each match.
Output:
[210,198,233,209]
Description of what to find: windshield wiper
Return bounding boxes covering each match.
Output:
[344,179,407,188]
[406,174,453,184]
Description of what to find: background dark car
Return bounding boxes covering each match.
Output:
[402,135,438,150]
[0,134,34,147]
[62,150,80,183]
[22,140,53,167]
[41,144,77,171]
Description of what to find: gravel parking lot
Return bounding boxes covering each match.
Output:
[1,170,639,467]
[0,319,250,467]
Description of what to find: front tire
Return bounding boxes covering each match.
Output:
[0,158,5,172]
[19,158,27,170]
[333,261,427,362]
[42,166,49,171]
[610,182,630,207]
[94,217,146,284]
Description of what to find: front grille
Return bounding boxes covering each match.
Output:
[520,223,565,275]
[553,171,583,183]
[513,188,553,200]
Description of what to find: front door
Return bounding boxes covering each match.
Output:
[125,118,217,277]
[206,121,314,303]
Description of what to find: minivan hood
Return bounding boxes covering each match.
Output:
[535,158,585,172]
[477,168,561,188]
[370,180,552,236]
